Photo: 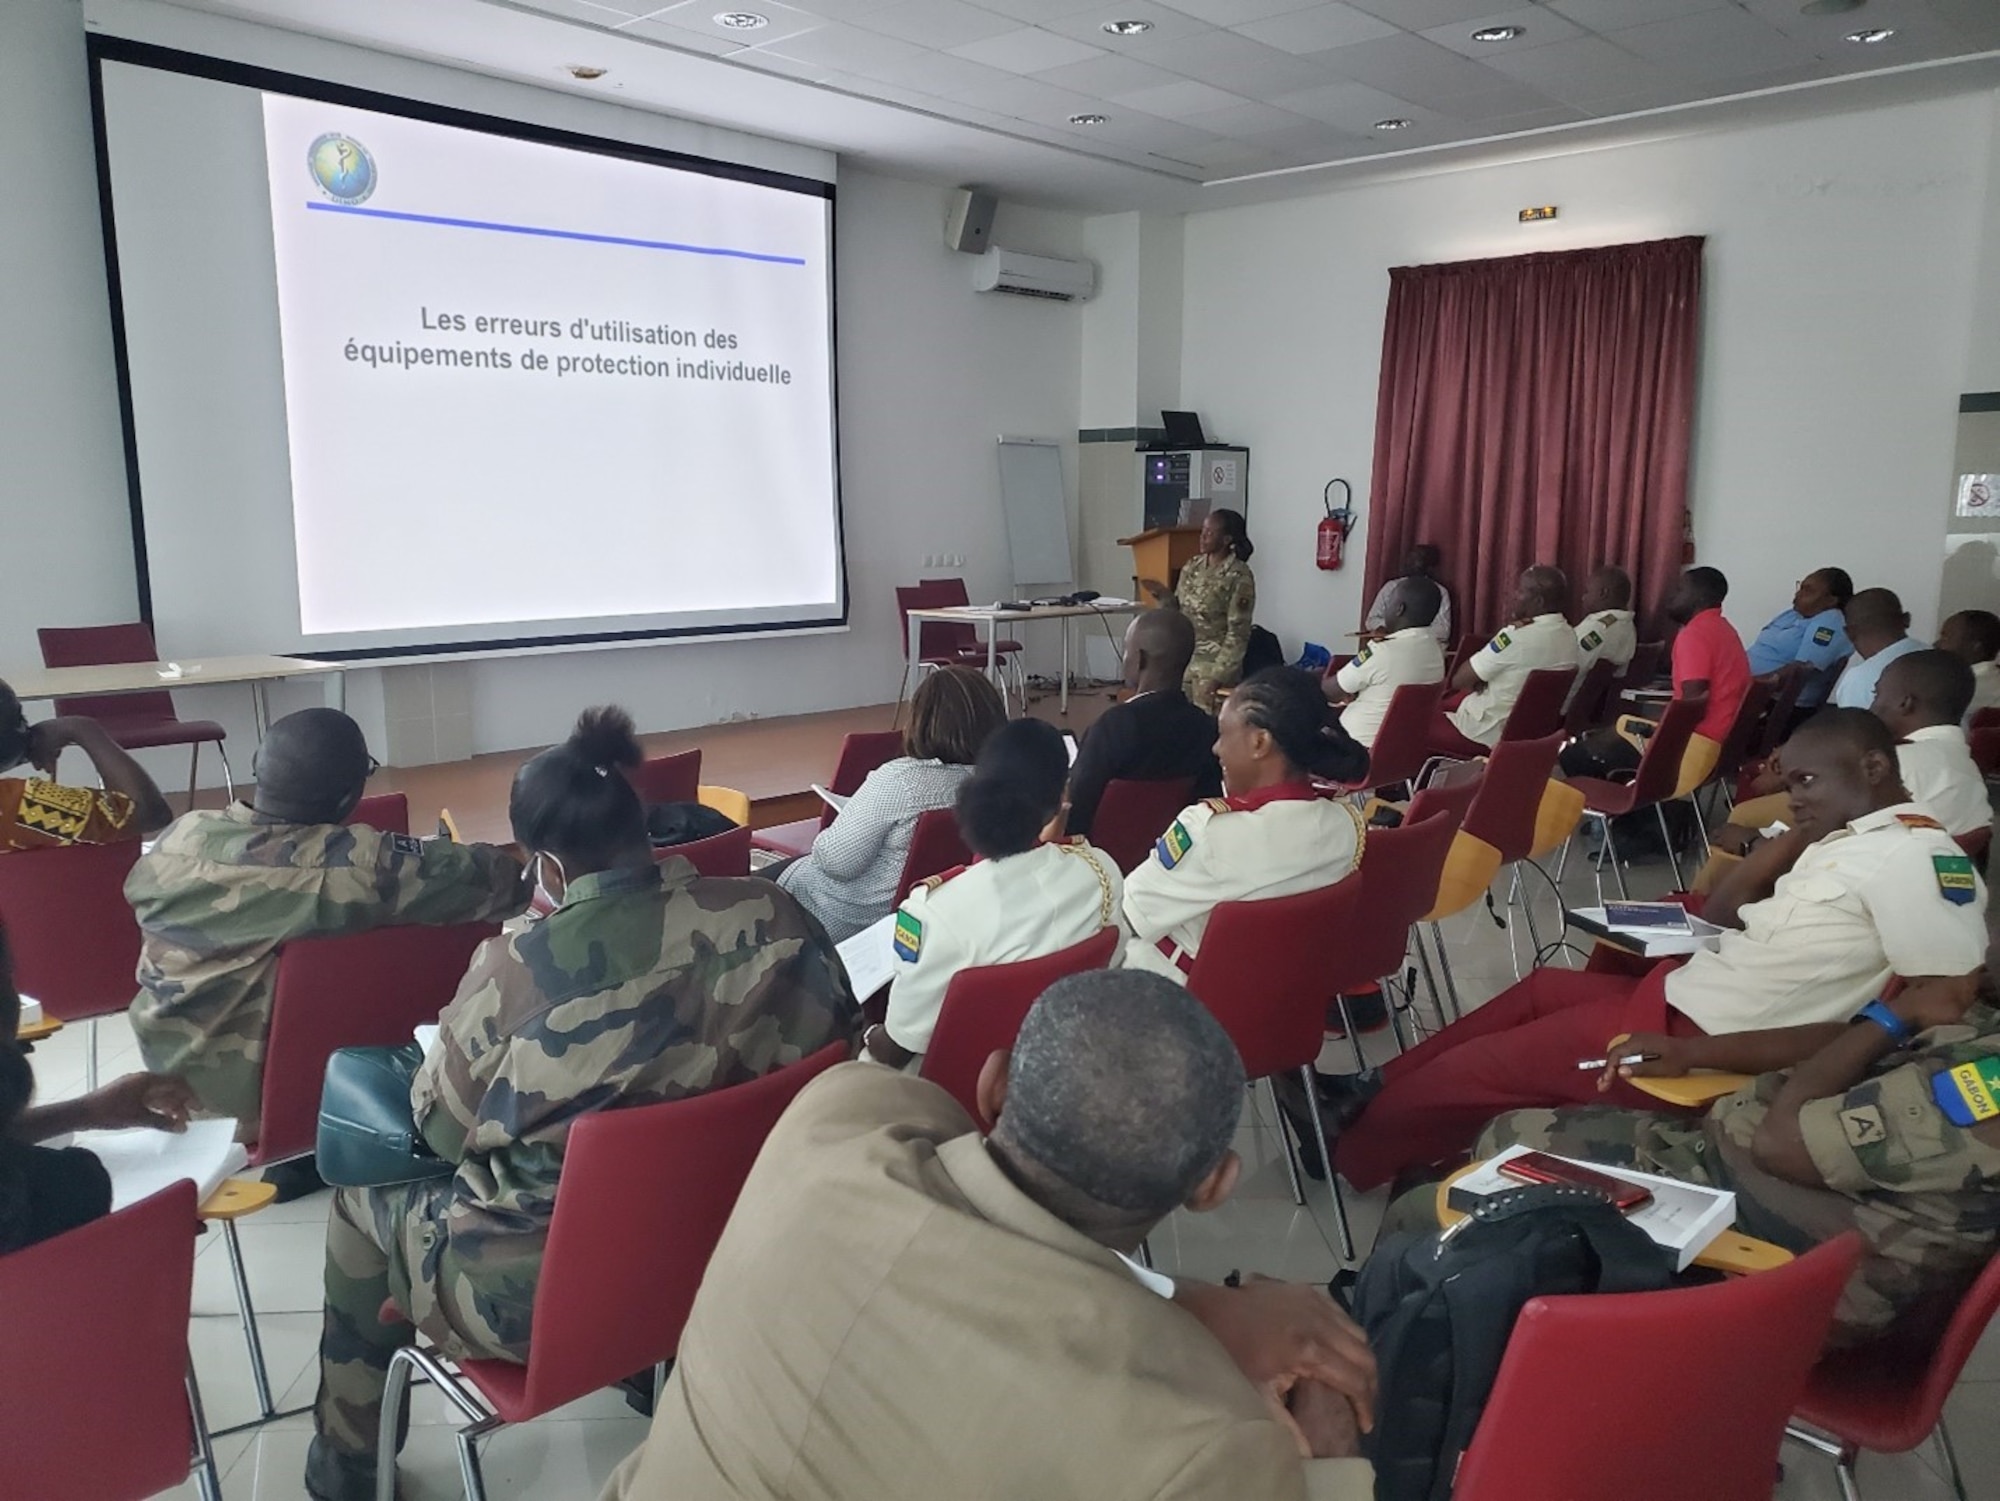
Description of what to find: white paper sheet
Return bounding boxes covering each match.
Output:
[836,910,900,999]
[69,1118,249,1213]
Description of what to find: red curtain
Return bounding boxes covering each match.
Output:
[1362,236,1703,642]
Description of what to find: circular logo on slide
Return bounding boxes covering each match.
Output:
[307,133,376,204]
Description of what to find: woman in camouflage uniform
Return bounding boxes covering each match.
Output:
[306,707,859,1501]
[1144,508,1257,713]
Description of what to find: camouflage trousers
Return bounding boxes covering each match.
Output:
[314,1180,532,1458]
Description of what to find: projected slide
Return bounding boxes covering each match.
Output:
[259,94,838,641]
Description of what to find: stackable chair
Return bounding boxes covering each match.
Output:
[1495,665,1578,744]
[0,838,144,1089]
[895,581,1014,718]
[346,791,411,834]
[1622,639,1667,689]
[752,729,905,859]
[39,622,231,805]
[1561,657,1619,740]
[1789,1250,2000,1501]
[1334,680,1444,798]
[919,927,1121,1122]
[1971,707,2000,733]
[892,808,975,904]
[1453,1235,1861,1501]
[1458,734,1566,977]
[1323,801,1462,1066]
[662,823,753,877]
[1971,726,2000,779]
[377,1043,848,1501]
[1185,878,1365,1260]
[625,749,702,807]
[1445,631,1488,680]
[1691,677,1775,822]
[216,921,497,1424]
[0,1181,223,1501]
[1400,768,1488,1031]
[1090,776,1195,874]
[1559,696,1705,897]
[927,575,1027,701]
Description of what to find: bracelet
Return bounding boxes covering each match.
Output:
[1852,999,1912,1045]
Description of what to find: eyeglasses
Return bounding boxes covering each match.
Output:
[365,755,382,779]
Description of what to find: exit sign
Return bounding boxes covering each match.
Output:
[1520,205,1558,222]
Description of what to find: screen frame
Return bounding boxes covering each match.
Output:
[85,34,846,663]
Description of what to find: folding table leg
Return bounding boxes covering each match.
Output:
[185,1364,224,1501]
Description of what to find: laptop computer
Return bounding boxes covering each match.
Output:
[1160,410,1207,447]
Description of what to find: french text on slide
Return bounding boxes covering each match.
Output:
[339,306,794,383]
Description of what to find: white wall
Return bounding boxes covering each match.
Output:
[1179,92,1997,655]
[0,0,1083,776]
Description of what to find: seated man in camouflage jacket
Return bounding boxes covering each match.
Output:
[126,708,531,1141]
[306,708,862,1501]
[1465,972,1999,1350]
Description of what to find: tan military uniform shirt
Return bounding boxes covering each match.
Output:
[885,839,1124,1055]
[1666,804,1988,1035]
[1122,789,1364,982]
[601,1064,1371,1501]
[1333,628,1444,748]
[1895,724,1990,837]
[1447,613,1580,747]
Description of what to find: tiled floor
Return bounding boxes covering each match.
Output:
[26,832,1998,1500]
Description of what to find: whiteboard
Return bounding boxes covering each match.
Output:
[997,439,1074,589]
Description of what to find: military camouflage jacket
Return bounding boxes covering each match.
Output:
[126,803,531,1121]
[411,860,860,1275]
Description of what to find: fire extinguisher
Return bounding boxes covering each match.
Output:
[1682,509,1696,566]
[1319,479,1355,570]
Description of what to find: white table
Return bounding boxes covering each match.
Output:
[5,654,347,738]
[904,603,1141,714]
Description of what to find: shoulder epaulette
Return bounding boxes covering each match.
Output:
[919,863,969,892]
[1202,797,1230,813]
[1895,813,1947,832]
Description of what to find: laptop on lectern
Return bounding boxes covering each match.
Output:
[1160,410,1207,447]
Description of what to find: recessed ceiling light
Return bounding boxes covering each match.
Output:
[1069,112,1109,125]
[1102,19,1154,35]
[1470,24,1525,41]
[1800,0,1863,13]
[566,64,608,80]
[713,10,768,29]
[1374,118,1412,131]
[1845,25,1895,41]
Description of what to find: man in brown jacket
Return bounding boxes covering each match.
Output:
[602,968,1376,1500]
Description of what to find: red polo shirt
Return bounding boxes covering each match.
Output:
[1672,607,1752,742]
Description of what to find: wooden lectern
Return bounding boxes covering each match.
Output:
[1118,526,1204,603]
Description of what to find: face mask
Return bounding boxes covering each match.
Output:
[532,850,570,911]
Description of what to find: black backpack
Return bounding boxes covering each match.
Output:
[1349,1183,1674,1501]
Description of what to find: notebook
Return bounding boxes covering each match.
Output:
[1447,1144,1736,1271]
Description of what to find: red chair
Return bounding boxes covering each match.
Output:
[1971,707,2000,733]
[1453,1234,1862,1501]
[1186,877,1365,1259]
[379,1042,849,1501]
[1323,802,1462,1067]
[1445,631,1488,680]
[893,807,974,905]
[625,749,701,807]
[38,623,232,804]
[660,823,752,878]
[1788,1249,2000,1501]
[0,1181,223,1501]
[1459,733,1565,979]
[1621,638,1667,689]
[0,838,143,1088]
[1337,679,1445,796]
[1751,661,1812,764]
[752,729,906,860]
[1496,665,1578,743]
[1560,695,1705,897]
[1971,726,2000,778]
[895,583,992,720]
[345,791,410,834]
[1090,777,1196,874]
[1699,676,1776,818]
[927,575,1026,698]
[919,927,1120,1123]
[1561,657,1619,739]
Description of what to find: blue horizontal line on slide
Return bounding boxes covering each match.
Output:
[303,201,807,265]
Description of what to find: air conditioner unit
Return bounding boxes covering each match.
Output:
[972,247,1096,302]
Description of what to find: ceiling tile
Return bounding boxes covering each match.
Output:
[953,71,1110,118]
[1311,32,1552,114]
[964,0,1111,22]
[1272,77,1435,129]
[725,44,835,75]
[1169,135,1286,167]
[1109,76,1251,113]
[1037,1,1217,45]
[1077,111,1229,151]
[749,18,927,68]
[1543,0,1731,33]
[1419,5,1585,59]
[851,0,1021,48]
[1343,0,1524,27]
[846,49,1020,89]
[1125,27,1334,94]
[1932,0,2000,46]
[776,0,904,16]
[628,0,825,45]
[1030,52,1191,92]
[1189,98,1320,135]
[1737,0,1963,54]
[1232,4,1401,54]
[1158,0,1332,22]
[512,0,645,23]
[948,25,1110,70]
[1607,6,1816,81]
[1476,34,1676,105]
[614,17,758,53]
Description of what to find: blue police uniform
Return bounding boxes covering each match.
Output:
[1746,607,1850,706]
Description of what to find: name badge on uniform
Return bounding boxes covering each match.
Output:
[1812,625,1835,646]
[892,910,924,961]
[389,833,425,856]
[1488,632,1512,655]
[1934,853,1977,905]
[1156,819,1194,869]
[1932,1057,2000,1126]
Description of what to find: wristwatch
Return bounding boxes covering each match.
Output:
[1852,998,1912,1045]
